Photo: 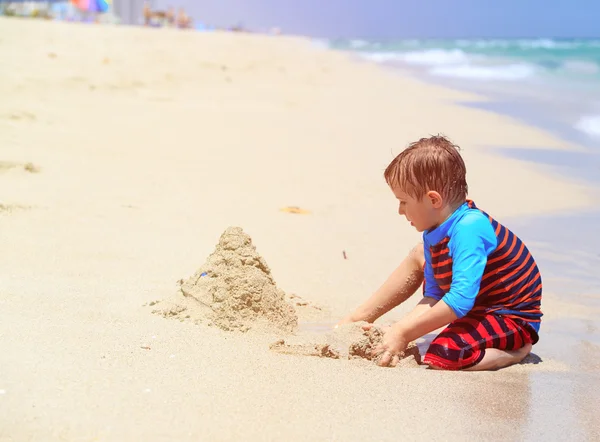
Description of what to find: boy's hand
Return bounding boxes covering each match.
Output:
[334,314,369,329]
[334,316,355,329]
[372,323,409,367]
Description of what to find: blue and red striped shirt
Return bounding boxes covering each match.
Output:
[423,200,543,332]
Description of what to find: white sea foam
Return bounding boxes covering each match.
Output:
[575,114,600,138]
[362,49,469,66]
[310,38,330,50]
[453,38,586,50]
[351,39,600,85]
[430,63,537,81]
[349,39,369,49]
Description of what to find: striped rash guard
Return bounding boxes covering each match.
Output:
[423,200,543,333]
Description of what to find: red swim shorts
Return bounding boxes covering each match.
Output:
[423,313,538,370]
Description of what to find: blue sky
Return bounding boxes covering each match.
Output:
[154,0,599,38]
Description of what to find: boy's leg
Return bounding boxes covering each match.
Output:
[423,314,536,371]
[463,345,532,371]
[339,243,425,324]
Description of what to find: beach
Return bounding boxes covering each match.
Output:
[1,18,599,441]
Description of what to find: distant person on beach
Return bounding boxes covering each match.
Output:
[338,135,542,371]
[142,1,151,26]
[166,6,175,27]
[176,8,190,29]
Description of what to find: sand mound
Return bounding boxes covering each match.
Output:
[270,323,421,367]
[154,227,298,333]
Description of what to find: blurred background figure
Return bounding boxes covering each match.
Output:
[175,7,191,29]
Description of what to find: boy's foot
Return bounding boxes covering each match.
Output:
[464,344,533,371]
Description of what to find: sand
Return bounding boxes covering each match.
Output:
[1,18,599,442]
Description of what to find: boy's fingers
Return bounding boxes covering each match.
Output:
[372,344,384,357]
[390,355,400,368]
[377,351,393,367]
[361,324,373,331]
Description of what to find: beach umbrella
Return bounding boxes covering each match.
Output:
[70,0,110,13]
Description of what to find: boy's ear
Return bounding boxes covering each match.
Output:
[426,191,443,208]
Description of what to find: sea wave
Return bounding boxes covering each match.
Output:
[334,37,600,53]
[430,63,537,81]
[349,39,370,49]
[454,38,591,50]
[310,38,331,50]
[361,48,537,81]
[336,38,600,85]
[575,114,600,138]
[362,49,470,66]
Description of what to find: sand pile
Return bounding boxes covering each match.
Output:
[270,322,421,367]
[153,227,298,333]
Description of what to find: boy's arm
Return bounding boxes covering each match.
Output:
[396,299,458,343]
[395,245,457,340]
[338,246,425,325]
[351,237,447,325]
[396,215,497,342]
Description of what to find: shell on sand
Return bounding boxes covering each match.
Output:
[279,206,311,215]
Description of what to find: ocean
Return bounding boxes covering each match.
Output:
[329,38,600,147]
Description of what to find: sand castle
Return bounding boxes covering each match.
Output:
[153,226,298,333]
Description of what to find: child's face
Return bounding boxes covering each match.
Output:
[391,186,442,233]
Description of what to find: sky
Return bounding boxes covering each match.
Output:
[154,0,600,38]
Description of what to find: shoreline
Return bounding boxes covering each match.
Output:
[1,18,599,441]
[328,38,600,151]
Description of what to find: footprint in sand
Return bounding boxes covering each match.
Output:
[0,161,39,215]
[0,161,40,174]
[4,111,36,122]
[287,293,323,310]
[0,203,29,214]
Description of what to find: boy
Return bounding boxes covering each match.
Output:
[338,135,542,371]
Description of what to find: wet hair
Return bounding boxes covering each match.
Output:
[384,134,468,205]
